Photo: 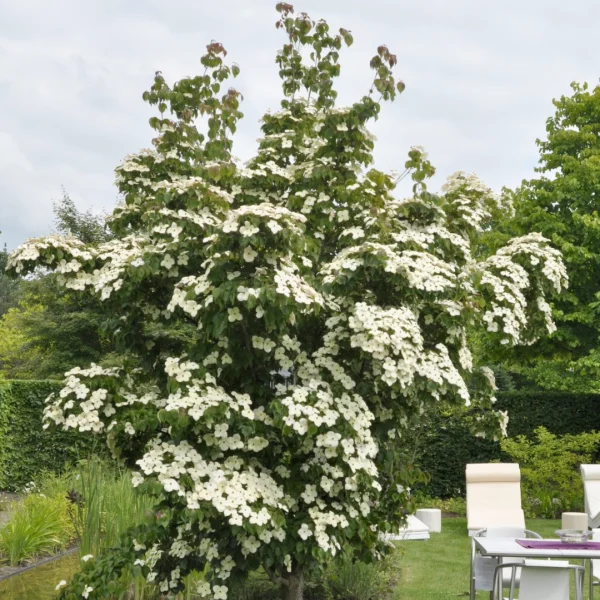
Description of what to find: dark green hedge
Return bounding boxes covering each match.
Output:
[0,380,98,491]
[416,391,600,498]
[497,391,600,437]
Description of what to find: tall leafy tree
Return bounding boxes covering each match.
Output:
[54,189,112,245]
[492,82,600,391]
[9,6,566,600]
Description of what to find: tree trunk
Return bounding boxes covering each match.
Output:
[280,565,304,600]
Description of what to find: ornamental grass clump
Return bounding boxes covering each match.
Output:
[6,4,567,600]
[0,493,74,566]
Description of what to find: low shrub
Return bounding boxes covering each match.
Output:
[225,555,395,600]
[501,426,600,518]
[324,556,391,600]
[0,493,75,566]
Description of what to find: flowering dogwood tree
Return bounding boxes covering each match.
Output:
[7,5,567,600]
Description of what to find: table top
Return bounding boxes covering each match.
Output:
[475,537,600,560]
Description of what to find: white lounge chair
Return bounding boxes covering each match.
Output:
[469,526,542,599]
[380,515,430,541]
[581,464,600,529]
[493,559,583,600]
[398,515,430,540]
[466,463,525,536]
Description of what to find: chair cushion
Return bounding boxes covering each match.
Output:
[466,463,521,483]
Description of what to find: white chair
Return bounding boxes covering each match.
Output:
[581,464,600,528]
[493,559,583,600]
[470,526,542,600]
[466,463,526,536]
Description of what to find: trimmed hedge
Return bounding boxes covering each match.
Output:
[416,391,600,498]
[0,380,98,491]
[497,391,600,437]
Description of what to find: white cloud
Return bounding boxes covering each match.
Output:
[1,0,599,249]
[0,132,33,171]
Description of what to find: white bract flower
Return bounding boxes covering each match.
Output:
[243,246,258,262]
[228,307,243,322]
[240,221,260,237]
[298,523,313,540]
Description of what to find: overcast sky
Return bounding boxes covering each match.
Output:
[1,0,599,250]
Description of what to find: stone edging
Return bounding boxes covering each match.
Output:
[0,547,78,583]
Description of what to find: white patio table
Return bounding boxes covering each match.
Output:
[472,537,600,600]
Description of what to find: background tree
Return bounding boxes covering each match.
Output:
[8,5,566,600]
[53,189,112,245]
[0,240,21,317]
[482,82,600,392]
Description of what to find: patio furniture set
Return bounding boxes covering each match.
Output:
[468,462,600,600]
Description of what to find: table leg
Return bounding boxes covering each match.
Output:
[470,538,477,600]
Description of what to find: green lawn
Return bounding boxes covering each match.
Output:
[393,517,587,599]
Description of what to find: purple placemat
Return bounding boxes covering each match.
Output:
[517,539,600,550]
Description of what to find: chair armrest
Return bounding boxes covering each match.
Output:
[524,529,542,539]
[493,562,525,574]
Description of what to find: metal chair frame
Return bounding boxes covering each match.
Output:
[492,561,584,600]
[470,528,542,600]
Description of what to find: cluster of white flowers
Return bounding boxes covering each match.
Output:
[279,384,378,473]
[7,235,95,275]
[274,260,324,306]
[287,189,330,215]
[478,233,567,344]
[153,207,219,238]
[347,303,423,387]
[136,438,287,531]
[43,364,121,432]
[57,236,150,299]
[390,222,471,263]
[323,243,457,293]
[220,203,306,236]
[441,171,514,231]
[165,357,200,382]
[167,273,213,318]
[163,375,255,423]
[339,226,365,240]
[415,344,470,402]
[115,146,237,204]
